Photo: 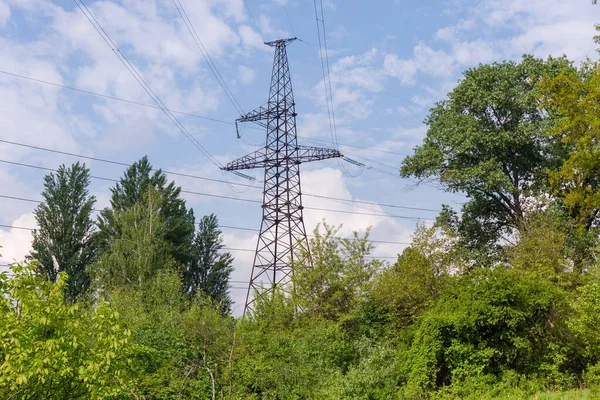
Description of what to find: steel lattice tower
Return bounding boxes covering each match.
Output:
[222,38,342,314]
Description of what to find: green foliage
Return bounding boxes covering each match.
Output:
[97,156,195,266]
[0,261,135,399]
[184,214,234,313]
[93,187,177,290]
[539,62,600,229]
[508,209,572,285]
[30,162,96,302]
[109,270,235,399]
[570,278,600,362]
[292,222,382,323]
[401,268,572,396]
[323,337,401,399]
[401,55,575,250]
[8,52,600,399]
[373,224,451,330]
[234,305,354,400]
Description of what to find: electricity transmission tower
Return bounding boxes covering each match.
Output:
[222,38,342,314]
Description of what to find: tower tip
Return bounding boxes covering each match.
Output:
[264,37,297,47]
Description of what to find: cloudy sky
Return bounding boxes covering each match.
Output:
[0,0,598,313]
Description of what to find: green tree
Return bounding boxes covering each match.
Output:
[97,156,195,266]
[539,62,600,230]
[94,187,176,290]
[508,208,575,286]
[109,270,234,400]
[184,214,234,313]
[0,261,137,399]
[30,162,96,302]
[401,268,577,397]
[373,224,451,330]
[401,56,574,250]
[234,298,353,400]
[292,222,382,323]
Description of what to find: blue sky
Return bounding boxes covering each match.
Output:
[0,0,598,312]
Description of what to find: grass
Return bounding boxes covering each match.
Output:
[531,389,597,399]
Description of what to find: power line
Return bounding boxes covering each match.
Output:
[284,6,296,37]
[0,138,440,212]
[300,136,410,156]
[72,0,253,180]
[171,0,244,115]
[219,224,411,245]
[0,225,400,259]
[311,0,362,178]
[0,159,434,221]
[0,70,412,160]
[0,70,233,125]
[0,139,255,189]
[242,0,264,41]
[0,195,414,246]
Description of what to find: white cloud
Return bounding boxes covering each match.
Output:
[0,1,10,27]
[237,65,256,85]
[0,213,36,269]
[238,24,264,50]
[384,42,459,85]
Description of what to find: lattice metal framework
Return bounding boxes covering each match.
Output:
[222,38,342,314]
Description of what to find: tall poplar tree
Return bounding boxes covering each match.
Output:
[184,214,233,313]
[30,162,96,302]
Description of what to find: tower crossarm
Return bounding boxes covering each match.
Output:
[221,146,342,171]
[221,148,267,171]
[236,105,274,129]
[295,145,343,163]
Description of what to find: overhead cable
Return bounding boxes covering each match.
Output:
[0,139,440,212]
[0,195,414,246]
[0,159,434,221]
[0,70,410,159]
[72,0,254,181]
[0,225,400,259]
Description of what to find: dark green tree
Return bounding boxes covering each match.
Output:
[30,162,96,302]
[184,214,233,313]
[94,188,176,290]
[97,156,195,266]
[400,55,575,253]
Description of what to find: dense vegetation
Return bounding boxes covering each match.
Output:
[2,31,600,400]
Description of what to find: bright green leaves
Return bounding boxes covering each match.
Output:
[292,222,382,322]
[96,156,196,268]
[540,64,600,229]
[93,187,178,291]
[402,268,569,395]
[0,262,135,399]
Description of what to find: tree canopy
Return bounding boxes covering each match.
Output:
[184,213,234,313]
[97,156,196,266]
[401,56,575,250]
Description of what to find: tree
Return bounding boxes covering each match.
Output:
[97,156,195,266]
[30,162,96,302]
[109,270,235,400]
[539,62,600,230]
[373,224,451,329]
[401,268,573,397]
[94,187,176,290]
[400,56,575,249]
[292,222,382,322]
[0,262,137,399]
[184,214,233,313]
